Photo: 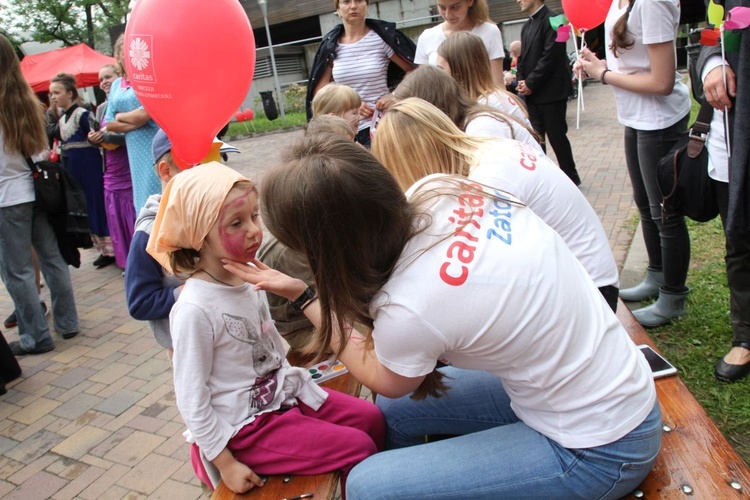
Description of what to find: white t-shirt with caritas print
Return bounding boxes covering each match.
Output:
[370,176,654,449]
[469,139,618,289]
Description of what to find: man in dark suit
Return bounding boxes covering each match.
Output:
[516,0,581,186]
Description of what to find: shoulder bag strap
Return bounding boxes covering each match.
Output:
[687,100,715,158]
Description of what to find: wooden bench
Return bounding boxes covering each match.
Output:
[617,301,750,498]
[212,356,361,500]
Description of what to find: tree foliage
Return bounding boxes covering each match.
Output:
[5,0,130,52]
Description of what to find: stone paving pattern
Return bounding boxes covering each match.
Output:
[0,82,636,498]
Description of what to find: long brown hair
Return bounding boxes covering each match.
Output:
[438,31,527,111]
[393,66,530,141]
[466,0,490,25]
[0,34,47,156]
[261,134,448,399]
[609,0,636,57]
[113,34,126,77]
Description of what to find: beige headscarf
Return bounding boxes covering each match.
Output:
[146,162,250,274]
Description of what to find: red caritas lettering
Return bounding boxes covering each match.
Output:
[439,184,485,287]
[519,147,538,171]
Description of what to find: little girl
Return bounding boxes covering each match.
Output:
[146,162,384,495]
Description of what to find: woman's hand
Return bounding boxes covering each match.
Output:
[375,93,395,111]
[213,449,264,494]
[577,47,607,81]
[704,64,736,111]
[223,259,307,301]
[359,102,375,119]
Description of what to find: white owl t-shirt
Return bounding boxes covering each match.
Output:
[171,279,327,461]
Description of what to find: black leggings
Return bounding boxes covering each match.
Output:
[624,115,690,292]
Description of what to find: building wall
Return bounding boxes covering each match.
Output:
[240,0,571,117]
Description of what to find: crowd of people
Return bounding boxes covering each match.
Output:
[1,0,749,496]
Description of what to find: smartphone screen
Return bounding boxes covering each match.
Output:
[639,345,677,379]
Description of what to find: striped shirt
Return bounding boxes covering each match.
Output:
[332,30,394,131]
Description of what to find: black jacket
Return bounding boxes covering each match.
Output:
[517,5,573,104]
[49,166,92,268]
[305,18,416,119]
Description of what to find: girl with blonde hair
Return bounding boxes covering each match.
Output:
[224,132,660,498]
[0,34,79,355]
[393,65,541,151]
[372,97,620,310]
[415,0,505,84]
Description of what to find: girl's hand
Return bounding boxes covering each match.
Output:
[223,259,307,301]
[214,450,264,493]
[577,47,607,81]
[87,130,104,144]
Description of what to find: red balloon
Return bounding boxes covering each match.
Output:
[562,0,612,30]
[235,111,245,122]
[243,108,254,121]
[124,0,255,165]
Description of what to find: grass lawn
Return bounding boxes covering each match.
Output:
[647,217,750,465]
[225,111,307,138]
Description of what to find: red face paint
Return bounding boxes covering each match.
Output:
[216,189,261,262]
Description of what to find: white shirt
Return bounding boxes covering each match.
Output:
[332,30,394,131]
[480,91,532,128]
[470,139,619,288]
[465,114,543,152]
[701,55,728,183]
[604,0,691,130]
[171,279,326,461]
[0,128,37,208]
[371,175,654,448]
[415,21,504,67]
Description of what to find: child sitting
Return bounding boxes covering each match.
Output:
[311,83,362,135]
[147,163,384,495]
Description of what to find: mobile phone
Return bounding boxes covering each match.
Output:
[638,344,678,379]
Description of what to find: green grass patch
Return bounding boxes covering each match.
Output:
[226,111,307,137]
[646,217,750,465]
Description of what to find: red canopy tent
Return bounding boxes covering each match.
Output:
[20,43,116,93]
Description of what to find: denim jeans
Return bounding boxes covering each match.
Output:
[624,115,690,291]
[347,367,662,499]
[0,202,78,350]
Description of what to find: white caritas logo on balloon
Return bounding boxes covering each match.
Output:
[129,37,151,71]
[127,34,157,83]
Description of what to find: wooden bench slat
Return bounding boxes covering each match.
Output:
[617,301,750,498]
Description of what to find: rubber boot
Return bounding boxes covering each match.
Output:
[619,270,663,302]
[632,288,689,328]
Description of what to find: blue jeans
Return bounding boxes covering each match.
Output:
[0,202,78,350]
[347,368,662,499]
[624,116,690,292]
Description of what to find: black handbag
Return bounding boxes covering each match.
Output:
[24,157,66,215]
[656,101,720,223]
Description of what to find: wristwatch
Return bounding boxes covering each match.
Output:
[289,286,317,312]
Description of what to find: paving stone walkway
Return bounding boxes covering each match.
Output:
[0,81,635,499]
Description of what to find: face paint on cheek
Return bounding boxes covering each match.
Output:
[218,189,257,261]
